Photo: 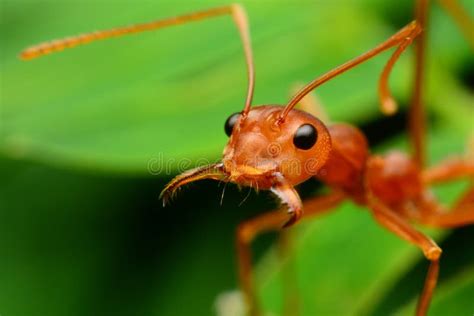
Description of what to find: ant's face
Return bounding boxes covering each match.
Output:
[222,106,332,189]
[161,106,332,203]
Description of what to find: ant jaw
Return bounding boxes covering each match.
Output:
[270,176,303,228]
[160,159,281,206]
[160,163,227,206]
[223,160,279,189]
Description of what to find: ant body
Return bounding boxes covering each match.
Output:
[20,1,473,315]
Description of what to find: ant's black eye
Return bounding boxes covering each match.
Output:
[224,112,241,136]
[293,124,318,150]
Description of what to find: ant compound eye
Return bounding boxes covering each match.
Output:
[293,124,318,150]
[224,112,241,136]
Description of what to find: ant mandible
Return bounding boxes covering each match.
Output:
[20,1,474,315]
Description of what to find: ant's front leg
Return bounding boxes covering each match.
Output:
[277,228,299,316]
[237,209,291,315]
[236,188,345,315]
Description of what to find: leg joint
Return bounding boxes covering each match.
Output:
[237,223,255,244]
[425,246,442,261]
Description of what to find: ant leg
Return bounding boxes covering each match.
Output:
[237,211,289,315]
[396,157,474,227]
[277,229,300,316]
[422,157,474,185]
[236,190,345,315]
[437,0,474,49]
[410,0,430,168]
[414,186,474,227]
[454,185,474,208]
[20,4,255,112]
[276,189,345,315]
[367,194,442,316]
[409,0,473,168]
[290,83,330,123]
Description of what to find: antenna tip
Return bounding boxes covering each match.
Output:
[381,98,398,116]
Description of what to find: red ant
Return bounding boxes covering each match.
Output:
[20,1,473,315]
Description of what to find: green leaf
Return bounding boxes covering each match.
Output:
[2,0,471,173]
[1,1,472,316]
[0,157,262,316]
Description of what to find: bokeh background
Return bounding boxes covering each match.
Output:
[1,0,473,315]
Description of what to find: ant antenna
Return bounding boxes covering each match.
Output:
[20,5,255,115]
[279,21,422,122]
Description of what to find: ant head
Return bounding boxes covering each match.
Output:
[160,106,332,204]
[222,106,332,189]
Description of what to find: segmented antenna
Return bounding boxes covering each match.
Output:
[20,6,232,60]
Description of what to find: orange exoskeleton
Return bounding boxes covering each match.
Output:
[20,1,474,315]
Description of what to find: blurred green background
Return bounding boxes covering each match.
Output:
[1,0,473,315]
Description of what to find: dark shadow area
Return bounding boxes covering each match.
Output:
[455,55,474,92]
[359,106,407,146]
[363,0,413,30]
[0,157,280,316]
[86,177,279,316]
